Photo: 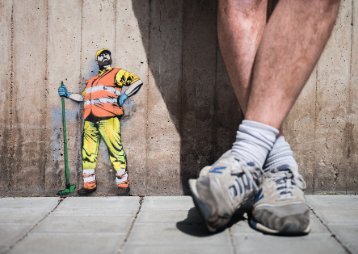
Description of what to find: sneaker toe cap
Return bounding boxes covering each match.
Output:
[253,203,310,234]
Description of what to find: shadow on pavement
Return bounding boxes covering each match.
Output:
[176,207,247,237]
[176,207,212,237]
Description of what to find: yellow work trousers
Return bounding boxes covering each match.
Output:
[82,117,127,175]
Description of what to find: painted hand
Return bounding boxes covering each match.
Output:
[58,85,70,98]
[117,93,128,106]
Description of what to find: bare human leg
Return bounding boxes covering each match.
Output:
[218,0,297,177]
[189,1,278,233]
[189,0,340,234]
[217,0,267,113]
[241,0,340,235]
[245,0,340,129]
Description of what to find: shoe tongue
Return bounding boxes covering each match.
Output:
[277,164,291,172]
[272,166,307,191]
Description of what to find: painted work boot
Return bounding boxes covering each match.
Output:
[77,186,96,196]
[78,169,97,196]
[116,171,129,189]
[189,150,264,232]
[249,165,310,235]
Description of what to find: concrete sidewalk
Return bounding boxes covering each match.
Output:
[0,195,357,254]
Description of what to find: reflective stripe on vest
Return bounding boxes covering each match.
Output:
[84,85,122,97]
[84,98,117,106]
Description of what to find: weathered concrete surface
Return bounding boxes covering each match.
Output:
[1,196,357,254]
[47,0,82,195]
[283,0,357,194]
[313,0,353,193]
[117,0,150,195]
[306,195,358,254]
[7,197,140,254]
[347,0,358,194]
[81,0,119,195]
[145,0,183,195]
[0,197,59,254]
[0,0,357,195]
[0,0,13,193]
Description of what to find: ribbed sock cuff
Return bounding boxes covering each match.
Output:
[264,135,298,172]
[232,120,279,168]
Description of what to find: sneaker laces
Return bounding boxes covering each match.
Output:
[269,166,306,199]
[228,159,263,199]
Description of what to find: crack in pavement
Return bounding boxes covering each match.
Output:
[5,197,64,254]
[308,204,352,254]
[118,196,144,253]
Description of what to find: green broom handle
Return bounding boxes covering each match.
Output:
[61,81,70,187]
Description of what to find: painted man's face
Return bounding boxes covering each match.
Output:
[97,52,112,68]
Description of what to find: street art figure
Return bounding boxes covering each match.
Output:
[58,48,143,195]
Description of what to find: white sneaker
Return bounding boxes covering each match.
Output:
[249,165,310,235]
[189,150,264,232]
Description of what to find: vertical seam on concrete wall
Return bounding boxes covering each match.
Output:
[8,0,15,191]
[41,0,50,191]
[12,0,23,192]
[113,0,118,56]
[346,0,354,194]
[113,0,117,58]
[178,0,184,151]
[144,0,152,194]
[178,0,185,188]
[80,0,83,82]
[312,67,319,194]
[78,0,84,188]
[212,34,219,163]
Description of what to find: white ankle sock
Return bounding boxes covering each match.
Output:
[264,135,298,172]
[232,120,279,168]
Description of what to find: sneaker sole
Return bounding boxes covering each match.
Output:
[189,179,217,232]
[249,215,310,236]
[189,179,233,233]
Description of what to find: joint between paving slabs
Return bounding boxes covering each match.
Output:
[5,197,65,254]
[308,204,352,254]
[118,196,144,253]
[228,227,238,254]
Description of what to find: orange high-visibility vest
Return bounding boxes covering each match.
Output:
[83,68,123,119]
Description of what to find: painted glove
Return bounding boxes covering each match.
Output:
[58,85,71,98]
[117,93,128,106]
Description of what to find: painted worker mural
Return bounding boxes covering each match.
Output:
[58,48,143,195]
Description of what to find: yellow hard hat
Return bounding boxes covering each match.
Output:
[96,48,111,58]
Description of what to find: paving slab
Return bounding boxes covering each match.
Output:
[0,198,59,254]
[230,212,328,235]
[0,246,8,254]
[1,196,357,254]
[232,234,346,254]
[32,216,134,234]
[306,195,358,224]
[52,197,140,217]
[58,197,140,210]
[329,224,358,254]
[8,197,140,254]
[230,215,346,254]
[8,233,124,254]
[307,195,358,254]
[123,196,233,254]
[123,244,233,254]
[140,196,194,211]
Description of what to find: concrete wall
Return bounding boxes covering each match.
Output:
[0,0,356,196]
